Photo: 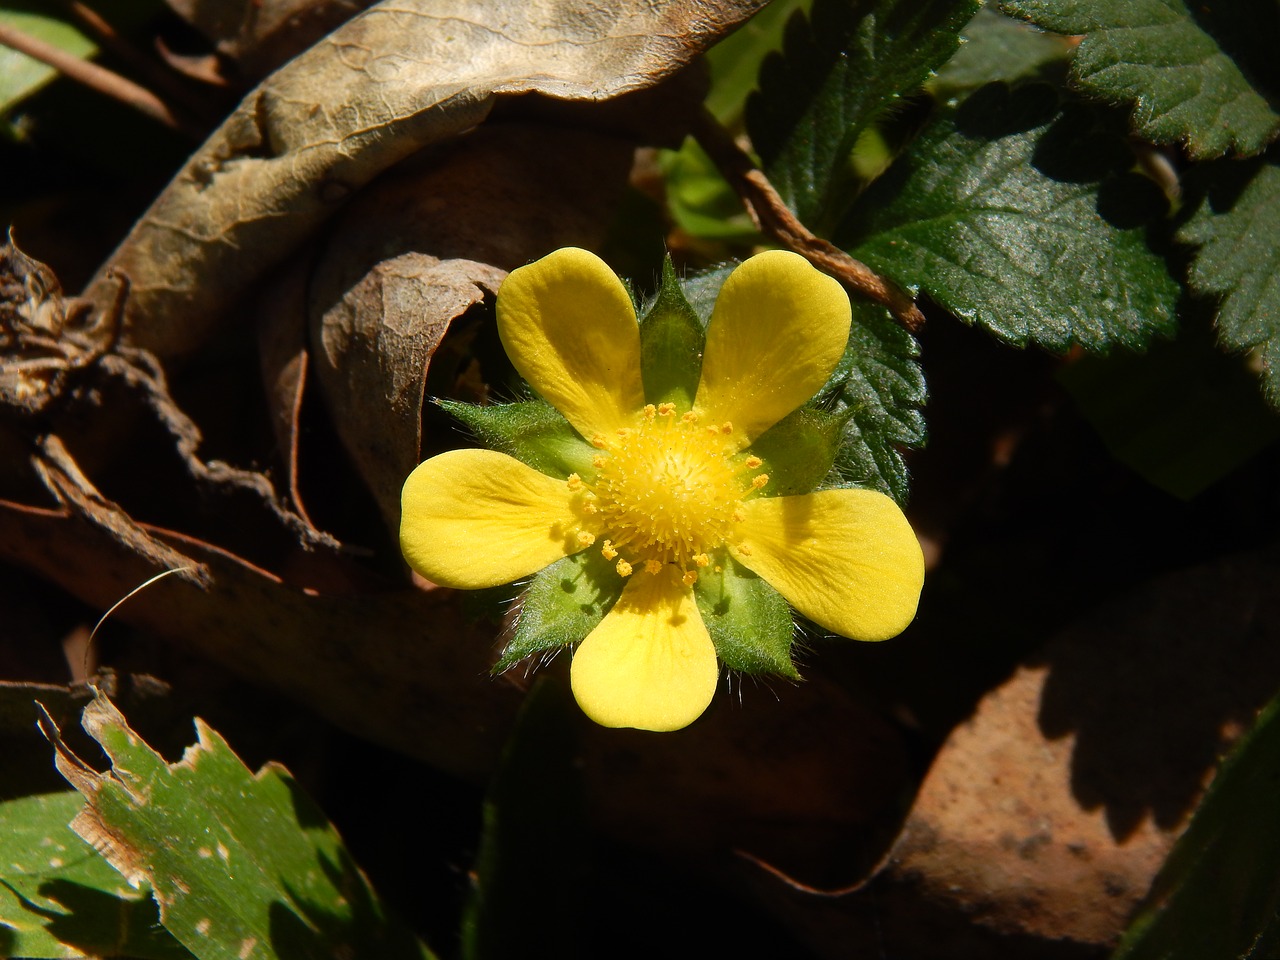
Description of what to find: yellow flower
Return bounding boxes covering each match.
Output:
[400,248,924,732]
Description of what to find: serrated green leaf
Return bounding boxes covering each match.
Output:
[694,555,798,677]
[841,82,1179,353]
[638,257,706,407]
[462,678,585,960]
[747,0,979,232]
[822,299,926,504]
[749,405,851,496]
[998,0,1280,159]
[932,6,1074,99]
[441,399,596,479]
[1113,687,1280,960]
[1178,158,1280,407]
[704,0,809,124]
[0,791,192,959]
[498,551,622,672]
[41,694,435,960]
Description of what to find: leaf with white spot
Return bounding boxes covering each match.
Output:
[38,692,435,960]
[0,790,191,959]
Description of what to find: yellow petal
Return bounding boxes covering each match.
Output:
[570,568,718,731]
[695,250,851,450]
[497,248,645,439]
[400,449,587,589]
[730,488,924,641]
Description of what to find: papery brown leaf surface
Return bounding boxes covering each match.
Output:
[85,0,768,360]
[307,122,637,532]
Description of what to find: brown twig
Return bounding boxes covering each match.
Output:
[692,107,926,334]
[59,0,211,116]
[0,19,200,139]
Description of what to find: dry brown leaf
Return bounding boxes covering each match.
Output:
[167,0,377,79]
[307,122,637,533]
[85,0,768,359]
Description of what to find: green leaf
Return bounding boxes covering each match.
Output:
[747,0,979,232]
[1059,320,1280,499]
[498,551,622,672]
[0,6,94,115]
[1178,158,1280,407]
[821,298,926,504]
[441,399,596,479]
[40,693,435,960]
[998,0,1280,159]
[695,555,798,677]
[462,678,586,960]
[660,138,760,242]
[841,82,1179,353]
[1113,687,1280,960]
[638,257,706,408]
[703,0,809,125]
[0,791,192,959]
[932,6,1074,99]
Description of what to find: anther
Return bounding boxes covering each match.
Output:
[720,422,733,434]
[682,570,699,586]
[601,540,618,561]
[644,559,663,575]
[694,553,710,567]
[616,559,633,577]
[591,433,608,449]
[745,456,763,469]
[592,454,607,469]
[657,402,676,417]
[566,473,583,491]
[738,544,753,557]
[576,531,596,547]
[681,411,698,424]
[751,474,769,490]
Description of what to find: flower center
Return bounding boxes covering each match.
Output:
[568,403,767,584]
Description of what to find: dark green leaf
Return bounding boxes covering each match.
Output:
[1113,687,1280,960]
[821,299,926,504]
[932,6,1074,99]
[998,0,1280,159]
[1178,158,1280,407]
[41,694,435,960]
[841,83,1179,353]
[462,678,586,960]
[498,551,622,671]
[1059,320,1280,499]
[747,0,979,232]
[695,555,798,677]
[0,791,192,959]
[639,257,706,408]
[704,0,809,124]
[441,399,596,479]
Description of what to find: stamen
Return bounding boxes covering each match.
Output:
[644,559,663,575]
[616,559,633,577]
[591,433,608,449]
[576,531,596,548]
[601,540,618,561]
[681,411,698,424]
[657,402,676,417]
[567,473,583,491]
[745,456,763,469]
[751,474,769,490]
[737,544,753,557]
[694,553,710,567]
[720,422,733,435]
[682,570,698,586]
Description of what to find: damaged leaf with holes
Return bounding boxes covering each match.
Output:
[39,692,435,960]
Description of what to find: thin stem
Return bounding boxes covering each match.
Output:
[691,107,926,334]
[0,20,199,138]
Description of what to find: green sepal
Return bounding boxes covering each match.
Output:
[440,398,595,479]
[639,257,706,408]
[694,555,799,678]
[748,405,851,496]
[495,550,622,672]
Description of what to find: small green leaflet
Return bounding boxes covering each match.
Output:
[997,0,1280,159]
[1179,159,1280,407]
[840,83,1178,353]
[39,692,435,960]
[747,0,979,233]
